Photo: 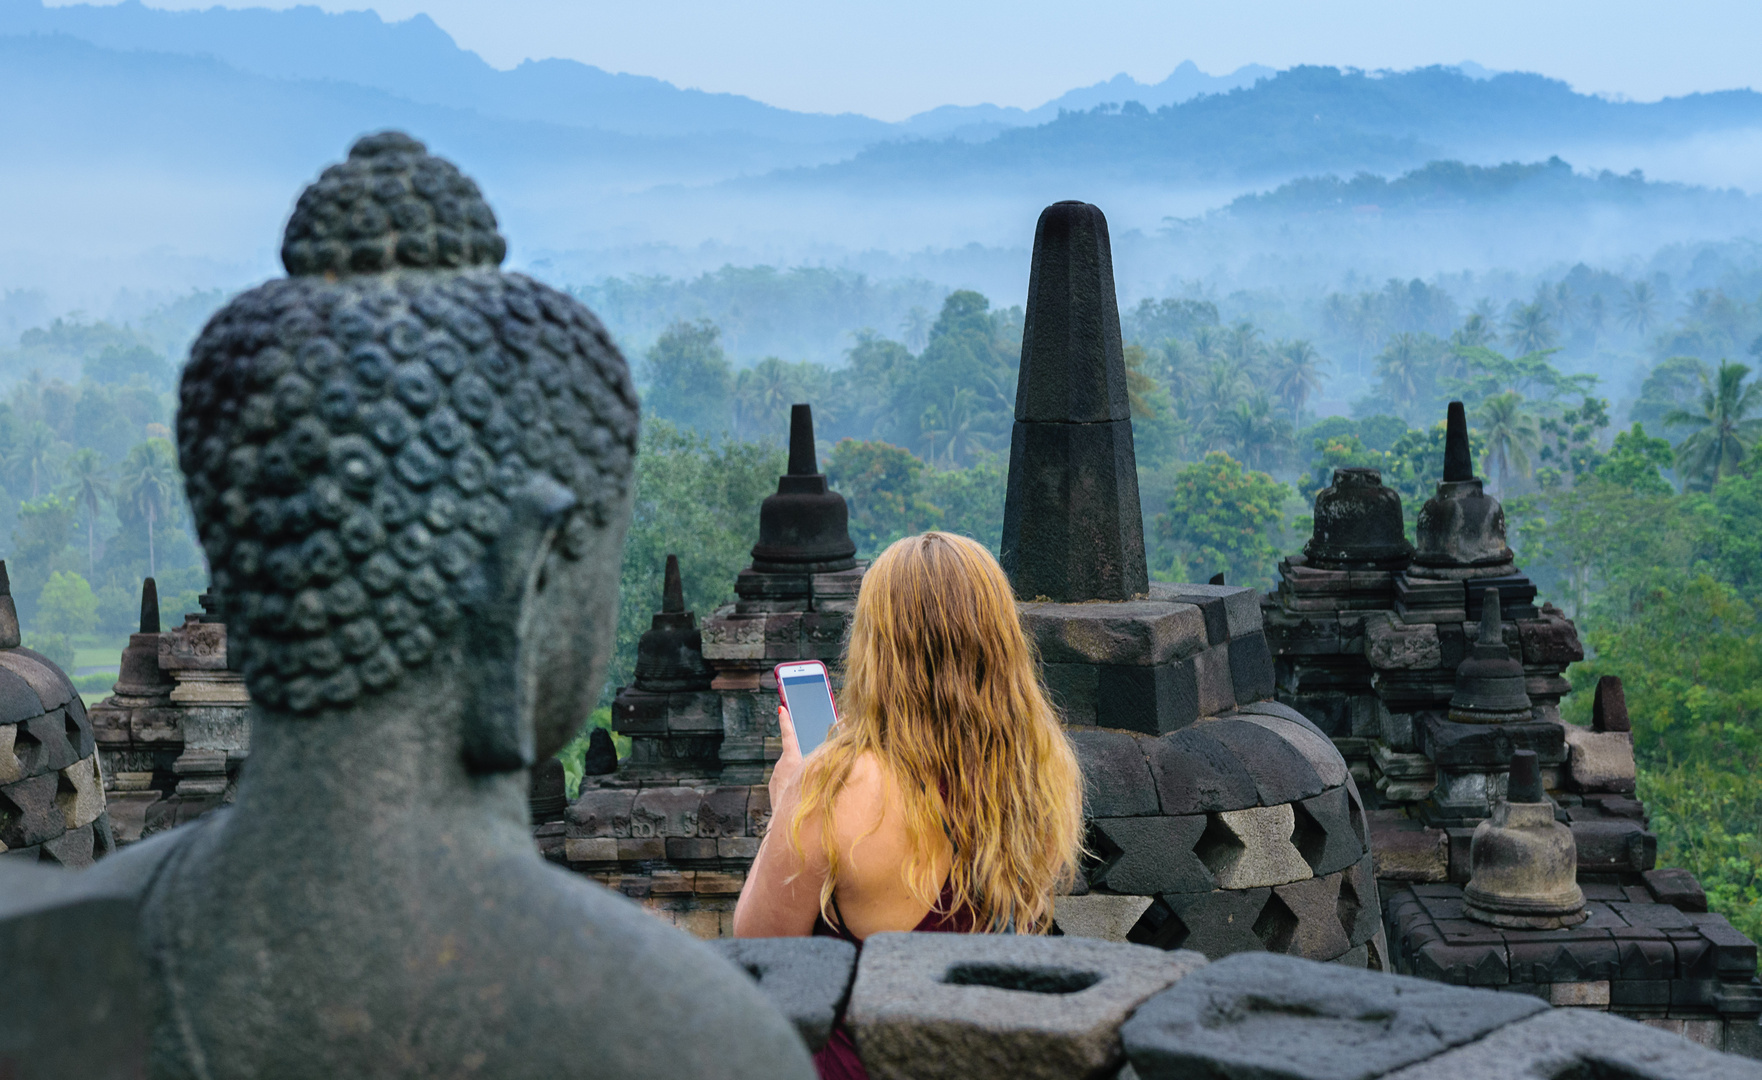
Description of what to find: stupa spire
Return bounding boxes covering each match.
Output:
[1000,201,1147,602]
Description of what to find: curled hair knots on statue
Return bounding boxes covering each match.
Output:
[178,261,639,716]
[281,131,508,277]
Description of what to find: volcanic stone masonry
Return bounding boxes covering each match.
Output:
[89,582,251,845]
[0,561,113,868]
[1262,400,1762,1055]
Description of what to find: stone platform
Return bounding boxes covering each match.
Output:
[1387,882,1761,1057]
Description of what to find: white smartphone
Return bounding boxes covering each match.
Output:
[774,660,838,755]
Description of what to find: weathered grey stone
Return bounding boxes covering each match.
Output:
[0,861,148,1080]
[631,786,706,837]
[1,772,62,849]
[1091,815,1214,894]
[1207,805,1313,889]
[1573,818,1658,874]
[846,931,1203,1080]
[1269,872,1353,959]
[1144,727,1261,814]
[1233,710,1350,790]
[1098,661,1203,735]
[1149,583,1263,642]
[1291,786,1363,876]
[1194,645,1238,715]
[1416,715,1566,767]
[0,722,19,785]
[1150,888,1275,957]
[1002,418,1147,603]
[1021,601,1207,667]
[566,788,637,837]
[1563,724,1637,793]
[0,649,73,712]
[1070,728,1160,817]
[63,133,814,1080]
[1378,1005,1762,1080]
[1120,951,1549,1080]
[1227,631,1276,701]
[1044,661,1102,723]
[711,937,858,1053]
[1643,867,1708,912]
[40,821,97,868]
[1340,853,1382,945]
[0,667,42,724]
[1199,718,1326,806]
[1055,893,1157,942]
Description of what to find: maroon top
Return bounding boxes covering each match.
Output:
[809,880,977,1080]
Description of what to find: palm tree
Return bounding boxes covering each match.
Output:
[1451,312,1496,349]
[1268,340,1326,424]
[1621,281,1659,336]
[61,448,109,576]
[1211,394,1293,471]
[732,358,797,440]
[5,422,59,499]
[1224,321,1264,374]
[1195,361,1248,442]
[1373,333,1429,413]
[899,307,931,353]
[1504,302,1558,355]
[1477,392,1541,493]
[117,439,180,579]
[1663,360,1762,488]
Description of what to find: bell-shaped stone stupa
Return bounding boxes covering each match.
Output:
[1463,750,1586,929]
[1304,468,1413,572]
[1447,590,1533,724]
[1412,402,1517,581]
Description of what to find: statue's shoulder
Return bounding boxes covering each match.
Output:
[460,853,816,1079]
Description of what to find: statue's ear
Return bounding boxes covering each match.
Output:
[460,476,578,774]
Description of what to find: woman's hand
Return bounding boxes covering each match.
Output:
[770,703,805,811]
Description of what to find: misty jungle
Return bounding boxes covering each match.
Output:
[1,0,1758,952]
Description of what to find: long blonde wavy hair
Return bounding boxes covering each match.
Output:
[787,531,1084,933]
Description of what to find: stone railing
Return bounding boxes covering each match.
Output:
[714,933,1762,1078]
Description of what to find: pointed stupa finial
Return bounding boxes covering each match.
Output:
[1448,587,1532,721]
[140,577,161,635]
[750,403,856,573]
[662,555,684,614]
[1508,749,1544,803]
[0,560,11,598]
[1000,200,1147,602]
[1477,586,1502,648]
[1443,400,1474,482]
[787,404,817,476]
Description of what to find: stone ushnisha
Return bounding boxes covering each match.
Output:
[31,131,814,1079]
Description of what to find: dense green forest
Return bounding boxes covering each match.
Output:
[4,244,1758,948]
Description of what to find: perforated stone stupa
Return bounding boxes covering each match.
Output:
[0,562,111,867]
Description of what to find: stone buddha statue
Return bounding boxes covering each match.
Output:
[75,132,813,1078]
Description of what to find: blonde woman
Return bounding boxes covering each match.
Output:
[733,532,1085,1079]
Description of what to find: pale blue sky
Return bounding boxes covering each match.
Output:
[60,0,1762,120]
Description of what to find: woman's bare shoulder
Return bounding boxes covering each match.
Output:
[828,752,904,848]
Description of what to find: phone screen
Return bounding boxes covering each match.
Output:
[779,668,838,755]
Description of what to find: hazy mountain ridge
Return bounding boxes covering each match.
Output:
[896,60,1277,140]
[792,66,1762,191]
[1230,157,1758,216]
[0,0,890,144]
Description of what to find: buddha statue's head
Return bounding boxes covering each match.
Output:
[176,131,639,772]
